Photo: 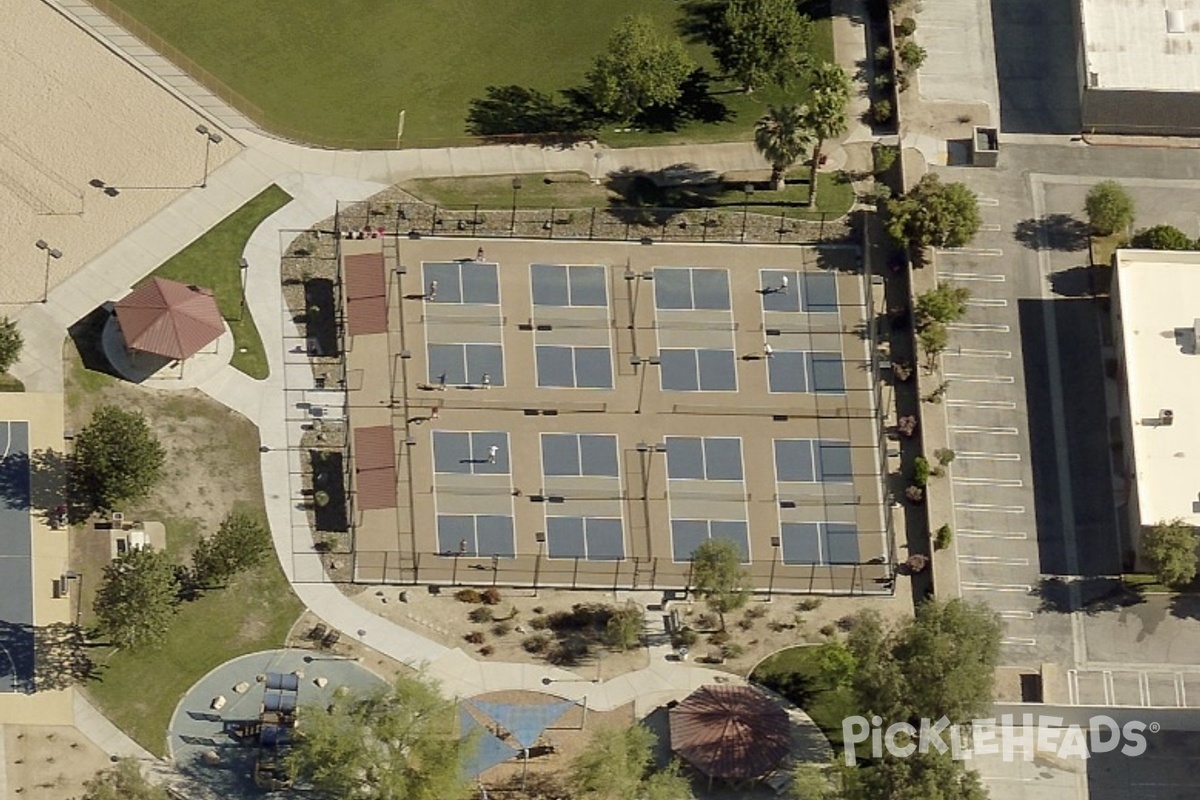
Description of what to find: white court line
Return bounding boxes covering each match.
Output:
[955,502,1026,513]
[941,247,1004,257]
[952,477,1024,488]
[1103,671,1115,705]
[1002,637,1038,646]
[1140,673,1150,707]
[947,322,1010,332]
[966,298,1008,307]
[942,271,1005,282]
[1068,669,1079,705]
[947,399,1016,409]
[947,348,1012,359]
[958,530,1028,540]
[998,610,1035,619]
[958,451,1021,461]
[976,197,1000,206]
[959,554,1030,566]
[962,581,1033,592]
[950,425,1020,435]
[943,373,1014,384]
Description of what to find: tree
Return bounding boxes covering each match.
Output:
[73,405,166,512]
[690,538,749,629]
[0,317,23,374]
[915,284,971,327]
[754,105,814,191]
[1130,224,1195,251]
[917,321,949,368]
[885,174,981,250]
[803,63,851,206]
[287,674,470,800]
[1085,180,1135,236]
[715,0,814,93]
[842,751,987,800]
[897,41,927,70]
[570,725,692,800]
[586,15,694,121]
[93,547,179,650]
[603,602,643,651]
[791,763,837,800]
[1143,519,1199,587]
[191,510,271,587]
[78,758,168,800]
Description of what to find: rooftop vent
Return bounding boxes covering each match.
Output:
[1167,9,1186,33]
[1161,409,1175,426]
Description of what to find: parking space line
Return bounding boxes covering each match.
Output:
[998,610,1035,619]
[1178,674,1187,707]
[947,399,1016,409]
[950,425,1020,435]
[1103,671,1114,704]
[942,272,1006,282]
[948,322,1010,332]
[955,502,1025,513]
[976,197,999,206]
[980,223,1002,231]
[1068,669,1079,705]
[962,581,1033,592]
[947,348,1012,359]
[959,530,1028,540]
[1140,673,1150,706]
[953,477,1024,487]
[958,451,1021,461]
[941,247,1004,257]
[943,373,1014,384]
[965,298,1009,307]
[1001,637,1037,646]
[959,554,1030,566]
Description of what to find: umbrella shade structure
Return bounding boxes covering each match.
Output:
[669,684,791,782]
[114,277,225,360]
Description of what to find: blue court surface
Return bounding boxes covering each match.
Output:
[428,343,505,387]
[545,516,625,560]
[760,270,839,313]
[665,436,744,481]
[433,431,511,475]
[423,262,500,304]
[780,522,860,564]
[774,439,853,483]
[653,267,731,310]
[0,421,34,694]
[540,434,619,477]
[437,514,516,557]
[670,519,750,562]
[659,348,737,392]
[766,351,845,394]
[531,264,608,307]
[535,345,612,389]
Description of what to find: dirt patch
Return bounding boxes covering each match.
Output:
[285,609,416,685]
[3,724,112,800]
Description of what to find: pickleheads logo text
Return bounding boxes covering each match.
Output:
[841,714,1155,765]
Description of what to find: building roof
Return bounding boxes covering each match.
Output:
[1114,250,1200,527]
[344,252,388,336]
[113,277,224,360]
[352,426,396,511]
[1081,0,1200,92]
[669,684,790,781]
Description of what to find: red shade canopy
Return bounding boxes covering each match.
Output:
[669,684,791,781]
[114,277,225,360]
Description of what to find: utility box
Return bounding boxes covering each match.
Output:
[971,126,999,166]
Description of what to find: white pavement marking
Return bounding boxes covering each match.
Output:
[950,425,1020,435]
[1002,637,1038,646]
[998,610,1035,619]
[959,530,1028,540]
[956,502,1026,513]
[1104,671,1115,704]
[980,223,1002,231]
[947,322,1010,332]
[947,399,1016,409]
[966,297,1009,307]
[947,348,1012,359]
[1140,673,1150,706]
[977,197,1000,206]
[943,373,1014,384]
[959,554,1031,566]
[1178,674,1186,707]
[941,247,1004,257]
[962,581,1033,592]
[942,272,1005,282]
[958,451,1021,461]
[953,477,1024,488]
[1069,670,1079,704]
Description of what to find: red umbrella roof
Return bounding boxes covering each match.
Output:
[114,277,225,360]
[669,684,791,781]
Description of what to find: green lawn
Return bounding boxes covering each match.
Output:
[151,185,291,379]
[100,0,834,148]
[751,645,859,747]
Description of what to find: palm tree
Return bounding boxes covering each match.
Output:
[803,63,851,207]
[754,104,813,191]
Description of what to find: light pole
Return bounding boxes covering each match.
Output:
[195,124,223,188]
[238,257,249,320]
[533,532,545,597]
[630,355,660,414]
[636,442,667,559]
[510,176,523,233]
[740,182,755,242]
[63,571,82,626]
[768,535,781,601]
[35,240,62,303]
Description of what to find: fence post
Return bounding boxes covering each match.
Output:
[778,210,787,243]
[548,206,555,239]
[702,210,710,243]
[430,204,439,235]
[589,207,597,240]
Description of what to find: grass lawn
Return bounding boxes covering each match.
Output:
[751,644,860,747]
[404,170,855,221]
[150,185,291,379]
[101,0,833,148]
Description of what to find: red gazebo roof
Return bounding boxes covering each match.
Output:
[669,684,791,781]
[114,277,225,360]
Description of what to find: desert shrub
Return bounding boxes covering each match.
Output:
[795,598,822,612]
[721,642,747,660]
[767,620,795,633]
[529,615,550,631]
[479,645,494,656]
[933,447,956,466]
[745,605,768,619]
[874,45,892,65]
[522,633,553,654]
[481,587,503,605]
[737,617,755,632]
[708,629,731,646]
[492,620,513,637]
[897,415,918,437]
[671,627,699,648]
[836,615,856,631]
[934,524,953,551]
[547,640,588,666]
[896,16,917,36]
[455,588,483,603]
[696,612,719,630]
[913,456,931,487]
[532,606,545,615]
[871,99,893,124]
[469,607,494,624]
[906,553,929,573]
[819,624,837,637]
[464,631,485,645]
[906,485,925,503]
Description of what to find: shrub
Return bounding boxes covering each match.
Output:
[913,456,931,487]
[468,607,494,624]
[455,588,483,603]
[906,553,929,573]
[905,485,925,503]
[672,627,699,648]
[737,617,755,632]
[529,615,550,630]
[934,524,953,551]
[896,17,917,36]
[897,415,918,437]
[745,605,768,619]
[819,624,837,637]
[898,41,927,69]
[1130,224,1194,251]
[547,640,588,666]
[532,605,545,615]
[522,633,553,654]
[464,631,485,645]
[871,100,893,124]
[874,45,892,65]
[721,642,747,660]
[479,645,494,657]
[795,598,822,612]
[313,490,330,508]
[696,612,719,630]
[1085,180,1135,236]
[767,620,794,633]
[708,629,731,646]
[934,447,956,466]
[872,143,899,175]
[481,587,503,605]
[492,620,513,637]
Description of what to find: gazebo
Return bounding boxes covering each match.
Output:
[669,684,792,786]
[112,277,224,373]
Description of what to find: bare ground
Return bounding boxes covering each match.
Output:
[2,725,112,800]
